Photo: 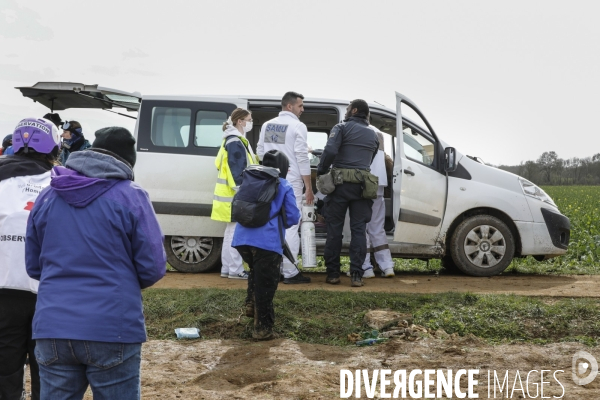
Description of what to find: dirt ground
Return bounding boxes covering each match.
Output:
[54,338,595,399]
[153,270,600,298]
[25,272,600,399]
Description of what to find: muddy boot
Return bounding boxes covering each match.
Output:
[351,271,364,287]
[252,330,278,341]
[245,302,254,318]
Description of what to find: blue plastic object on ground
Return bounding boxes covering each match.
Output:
[174,328,200,339]
[355,338,387,346]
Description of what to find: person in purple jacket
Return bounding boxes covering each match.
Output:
[25,127,166,400]
[232,150,301,341]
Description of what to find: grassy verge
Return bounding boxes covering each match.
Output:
[144,289,600,346]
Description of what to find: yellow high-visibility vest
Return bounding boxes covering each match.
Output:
[211,135,258,222]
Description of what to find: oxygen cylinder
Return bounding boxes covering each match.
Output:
[300,197,317,268]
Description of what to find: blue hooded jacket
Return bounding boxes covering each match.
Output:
[26,150,166,343]
[232,177,300,254]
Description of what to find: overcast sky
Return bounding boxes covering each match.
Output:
[1,0,598,165]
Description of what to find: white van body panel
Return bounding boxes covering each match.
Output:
[134,96,247,236]
[439,154,533,241]
[156,214,225,237]
[438,153,566,257]
[394,156,447,245]
[135,152,224,236]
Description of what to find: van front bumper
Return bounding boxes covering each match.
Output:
[540,208,570,250]
[515,208,570,257]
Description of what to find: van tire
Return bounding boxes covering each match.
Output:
[164,236,222,273]
[441,256,461,274]
[450,215,514,277]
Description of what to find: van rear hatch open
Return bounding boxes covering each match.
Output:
[16,82,141,113]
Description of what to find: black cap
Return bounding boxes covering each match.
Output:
[43,113,63,128]
[262,149,290,179]
[2,134,12,148]
[92,126,137,167]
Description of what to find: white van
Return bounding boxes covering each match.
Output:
[17,82,570,277]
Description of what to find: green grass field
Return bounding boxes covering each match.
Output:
[143,289,600,346]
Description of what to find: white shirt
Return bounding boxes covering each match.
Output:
[0,172,51,293]
[257,111,311,183]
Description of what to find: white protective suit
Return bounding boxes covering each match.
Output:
[363,127,395,273]
[256,111,311,278]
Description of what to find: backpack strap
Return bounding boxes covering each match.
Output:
[225,135,256,165]
[224,135,240,146]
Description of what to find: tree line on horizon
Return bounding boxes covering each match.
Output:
[497,151,600,185]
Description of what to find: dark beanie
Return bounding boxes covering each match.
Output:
[43,113,63,128]
[2,134,11,148]
[263,149,290,179]
[92,126,137,167]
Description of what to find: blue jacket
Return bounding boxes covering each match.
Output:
[26,150,166,343]
[59,137,91,165]
[232,177,300,254]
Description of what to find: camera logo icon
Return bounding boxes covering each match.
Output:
[572,350,598,386]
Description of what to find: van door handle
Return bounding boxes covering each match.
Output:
[403,169,415,176]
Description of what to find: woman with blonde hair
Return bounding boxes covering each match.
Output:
[211,108,258,279]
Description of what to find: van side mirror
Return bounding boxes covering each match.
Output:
[444,147,457,173]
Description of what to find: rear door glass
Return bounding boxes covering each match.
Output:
[151,107,191,147]
[194,110,228,148]
[138,100,238,156]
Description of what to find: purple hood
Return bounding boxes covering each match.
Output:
[50,150,134,208]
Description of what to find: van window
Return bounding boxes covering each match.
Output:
[151,107,191,147]
[194,110,228,148]
[403,125,434,166]
[307,130,328,166]
[369,112,396,158]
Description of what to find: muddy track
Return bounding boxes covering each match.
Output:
[152,271,600,298]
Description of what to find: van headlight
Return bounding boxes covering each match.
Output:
[519,178,557,207]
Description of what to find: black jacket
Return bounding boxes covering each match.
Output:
[0,155,53,181]
[317,116,379,175]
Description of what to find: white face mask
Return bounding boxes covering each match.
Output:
[243,121,253,133]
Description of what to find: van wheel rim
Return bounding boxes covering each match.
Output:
[463,225,506,268]
[170,236,213,264]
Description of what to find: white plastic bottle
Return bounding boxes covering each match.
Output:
[300,196,317,268]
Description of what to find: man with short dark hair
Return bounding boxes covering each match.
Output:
[257,91,314,284]
[317,99,379,287]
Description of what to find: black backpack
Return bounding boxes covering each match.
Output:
[232,165,280,228]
